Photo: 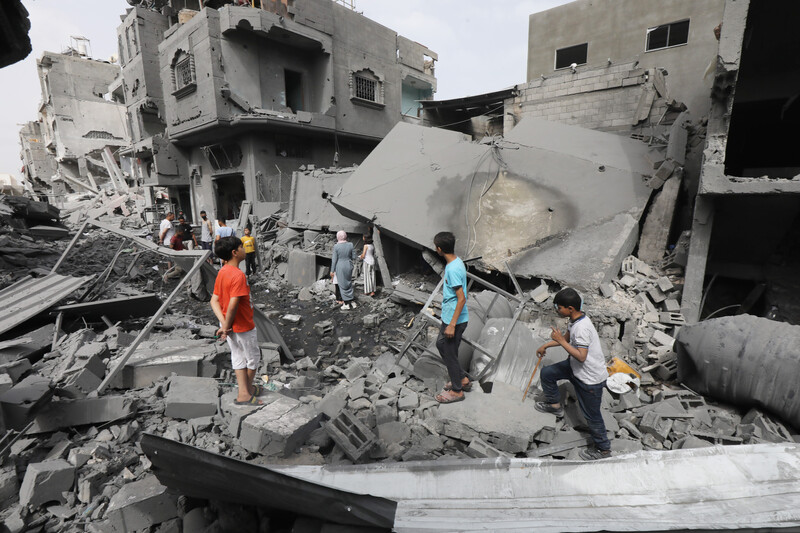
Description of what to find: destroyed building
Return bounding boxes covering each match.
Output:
[23,47,131,200]
[118,0,437,222]
[2,0,800,531]
[18,122,57,200]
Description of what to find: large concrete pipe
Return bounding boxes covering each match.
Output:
[675,315,800,431]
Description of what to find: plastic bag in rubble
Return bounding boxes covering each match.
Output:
[606,372,640,394]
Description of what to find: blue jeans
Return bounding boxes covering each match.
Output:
[540,358,610,451]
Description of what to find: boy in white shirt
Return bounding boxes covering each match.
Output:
[535,287,611,460]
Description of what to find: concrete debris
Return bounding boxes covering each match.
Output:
[19,459,75,508]
[164,376,219,420]
[105,475,178,532]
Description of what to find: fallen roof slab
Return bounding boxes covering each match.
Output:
[331,120,654,289]
[288,168,368,233]
[140,433,396,529]
[0,274,92,336]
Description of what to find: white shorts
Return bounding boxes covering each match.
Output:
[226,328,261,370]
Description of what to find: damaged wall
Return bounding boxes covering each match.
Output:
[507,62,675,132]
[526,0,725,117]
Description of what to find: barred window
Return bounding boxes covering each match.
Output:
[354,75,377,102]
[171,50,196,98]
[176,58,193,89]
[350,69,384,108]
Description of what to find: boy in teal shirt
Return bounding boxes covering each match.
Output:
[434,231,471,403]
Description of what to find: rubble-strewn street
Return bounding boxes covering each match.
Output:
[3,0,800,531]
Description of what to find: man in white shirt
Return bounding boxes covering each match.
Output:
[159,212,175,246]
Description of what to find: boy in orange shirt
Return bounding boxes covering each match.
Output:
[210,236,262,405]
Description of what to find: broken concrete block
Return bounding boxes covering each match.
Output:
[377,421,411,445]
[635,293,658,313]
[106,475,178,532]
[342,361,367,382]
[286,249,317,287]
[674,435,714,449]
[655,276,673,293]
[281,314,302,324]
[68,447,92,468]
[647,286,667,303]
[316,384,349,419]
[0,373,11,395]
[621,256,637,275]
[74,342,110,367]
[30,396,136,434]
[165,376,218,420]
[650,330,675,348]
[323,409,376,461]
[239,395,322,456]
[60,368,102,398]
[466,437,511,458]
[663,298,681,312]
[618,274,637,288]
[397,389,419,411]
[19,459,75,508]
[0,467,19,510]
[638,411,673,443]
[313,320,334,336]
[530,282,550,303]
[362,314,380,328]
[374,401,397,425]
[0,375,52,430]
[0,359,32,384]
[598,282,615,298]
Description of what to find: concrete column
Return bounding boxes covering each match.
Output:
[681,195,715,324]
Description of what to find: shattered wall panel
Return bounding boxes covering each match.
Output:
[332,120,654,289]
[288,168,367,233]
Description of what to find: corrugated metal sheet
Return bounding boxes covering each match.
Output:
[0,274,91,335]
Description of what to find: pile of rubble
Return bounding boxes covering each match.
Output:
[1,211,798,531]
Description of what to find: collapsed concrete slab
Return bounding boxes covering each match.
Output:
[0,374,52,431]
[331,120,654,289]
[676,315,800,431]
[435,382,555,454]
[288,168,368,233]
[111,338,218,389]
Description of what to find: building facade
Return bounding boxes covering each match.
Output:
[121,0,436,222]
[34,50,130,194]
[526,0,725,118]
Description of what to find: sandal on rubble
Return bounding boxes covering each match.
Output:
[444,380,473,392]
[435,390,465,404]
[234,395,262,406]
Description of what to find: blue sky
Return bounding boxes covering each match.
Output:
[0,0,571,181]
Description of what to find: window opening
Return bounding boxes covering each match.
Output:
[555,43,588,70]
[646,20,690,51]
[284,69,304,112]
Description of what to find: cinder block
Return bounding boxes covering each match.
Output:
[659,312,686,326]
[165,376,219,420]
[599,282,615,298]
[663,298,681,312]
[106,475,178,532]
[647,287,667,303]
[323,409,376,461]
[19,459,75,508]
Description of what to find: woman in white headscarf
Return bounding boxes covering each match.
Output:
[330,230,357,310]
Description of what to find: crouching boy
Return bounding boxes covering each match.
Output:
[535,287,611,460]
[210,236,262,405]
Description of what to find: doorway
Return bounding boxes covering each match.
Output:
[213,174,246,221]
